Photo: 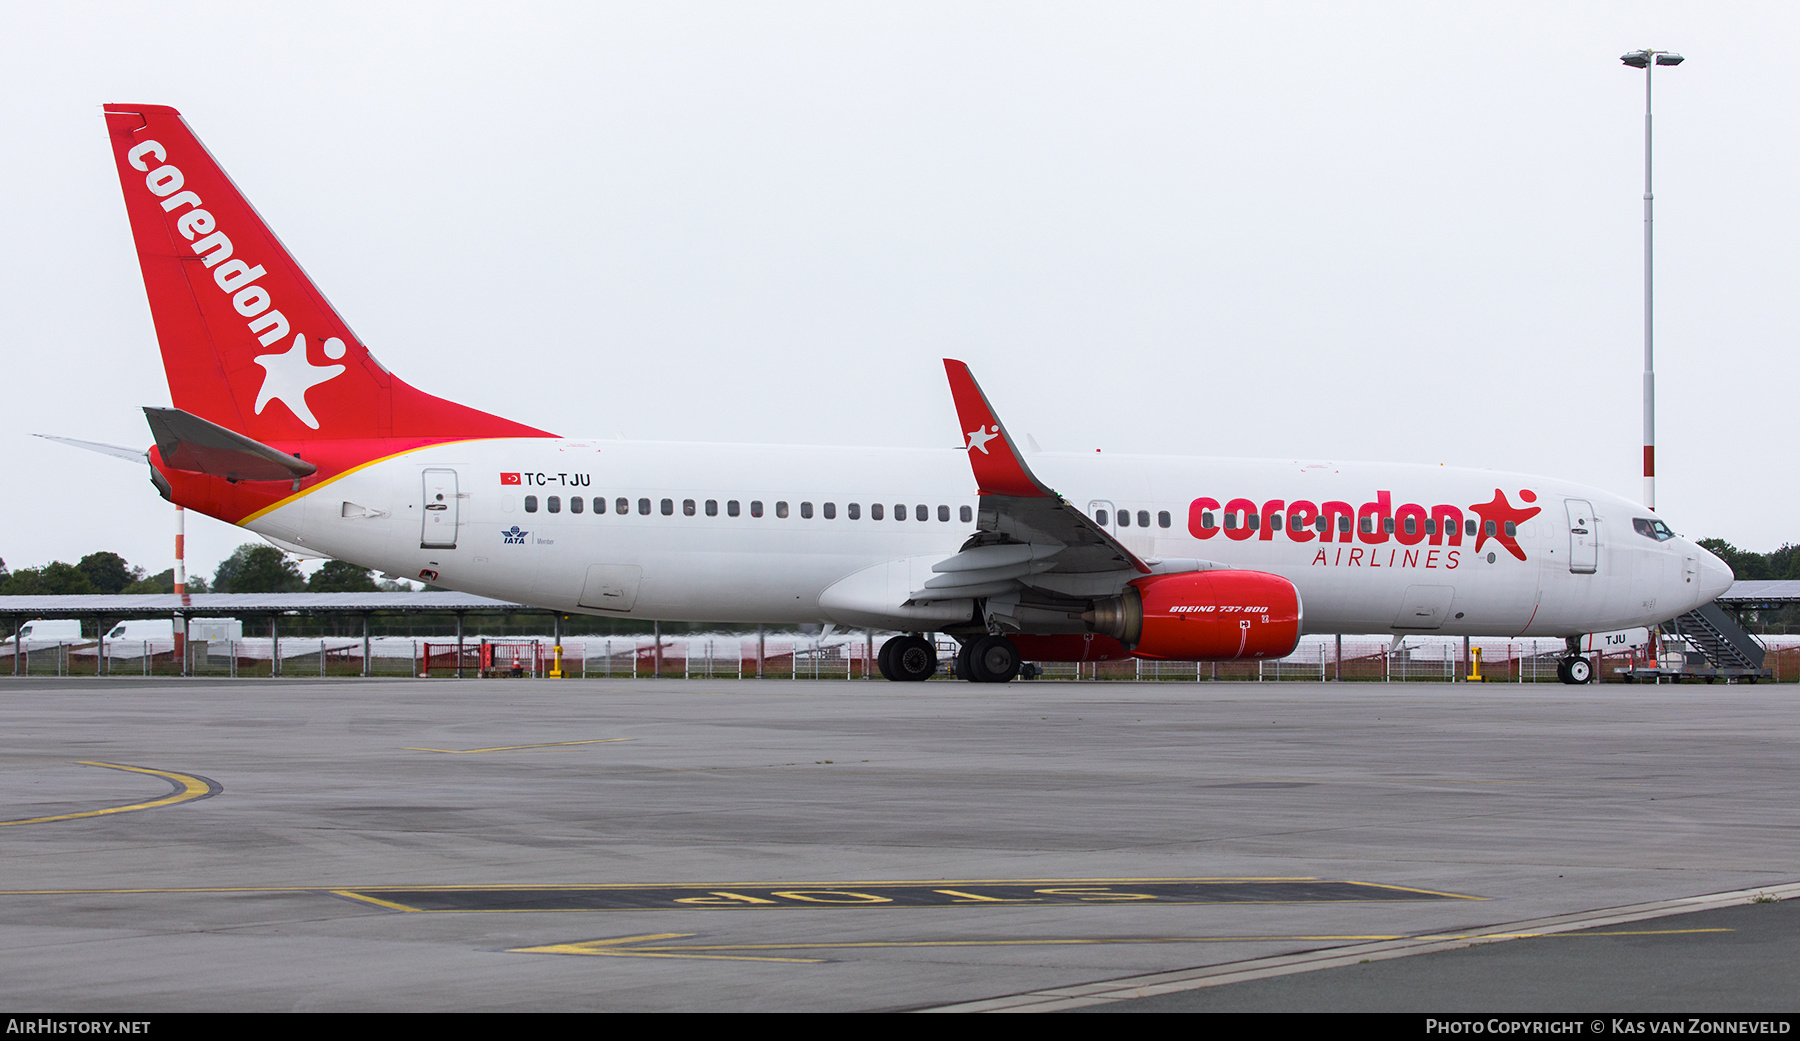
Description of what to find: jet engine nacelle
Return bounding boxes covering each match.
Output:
[1084,570,1303,661]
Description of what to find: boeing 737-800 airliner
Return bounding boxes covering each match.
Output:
[93,104,1733,684]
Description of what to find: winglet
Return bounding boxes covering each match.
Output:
[943,360,1054,498]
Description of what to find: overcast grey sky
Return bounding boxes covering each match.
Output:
[2,2,1794,580]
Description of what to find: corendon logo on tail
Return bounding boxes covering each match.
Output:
[124,139,343,430]
[1187,488,1543,570]
[252,334,345,429]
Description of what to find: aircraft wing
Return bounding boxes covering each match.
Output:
[917,361,1150,605]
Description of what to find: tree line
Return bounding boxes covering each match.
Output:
[1695,540,1800,583]
[0,545,410,596]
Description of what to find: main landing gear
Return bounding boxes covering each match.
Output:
[875,633,1029,683]
[877,634,937,682]
[957,635,1022,683]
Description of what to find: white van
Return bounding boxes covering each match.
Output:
[15,619,82,642]
[100,618,245,643]
[105,619,176,642]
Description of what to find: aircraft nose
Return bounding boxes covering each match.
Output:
[1694,544,1735,604]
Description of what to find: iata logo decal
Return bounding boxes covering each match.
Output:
[1188,488,1543,570]
[501,526,528,545]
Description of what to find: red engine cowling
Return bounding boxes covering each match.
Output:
[1085,570,1302,661]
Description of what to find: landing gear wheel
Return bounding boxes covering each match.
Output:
[882,635,937,682]
[968,635,1021,684]
[876,637,899,681]
[1559,656,1592,685]
[956,641,977,682]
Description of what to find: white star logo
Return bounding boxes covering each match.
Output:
[965,424,999,454]
[253,334,345,430]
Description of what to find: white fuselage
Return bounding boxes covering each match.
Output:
[245,438,1732,638]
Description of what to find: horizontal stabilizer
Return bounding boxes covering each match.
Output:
[144,406,318,482]
[33,434,147,464]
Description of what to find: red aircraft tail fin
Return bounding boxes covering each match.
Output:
[103,104,551,443]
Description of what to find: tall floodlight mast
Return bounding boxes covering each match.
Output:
[1621,48,1684,511]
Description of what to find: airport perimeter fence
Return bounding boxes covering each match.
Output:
[10,635,1797,683]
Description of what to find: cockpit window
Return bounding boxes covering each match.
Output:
[1633,517,1675,542]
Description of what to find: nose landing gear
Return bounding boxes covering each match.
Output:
[1556,656,1594,684]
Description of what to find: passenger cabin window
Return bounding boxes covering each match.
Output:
[1466,519,1478,537]
[1246,513,1258,530]
[524,495,538,513]
[617,498,629,515]
[938,505,949,522]
[1505,521,1517,537]
[1314,516,1327,533]
[638,498,651,515]
[849,503,861,520]
[894,504,906,521]
[1097,509,1110,525]
[824,502,836,519]
[1383,517,1394,534]
[594,497,607,514]
[683,499,695,516]
[570,496,583,514]
[1634,517,1675,541]
[750,500,764,518]
[776,501,789,519]
[1118,511,1130,528]
[871,504,884,520]
[660,498,673,516]
[728,500,741,517]
[915,504,928,522]
[1137,510,1150,528]
[1158,511,1171,528]
[1223,513,1235,530]
[800,502,813,519]
[961,505,973,523]
[1484,520,1496,537]
[705,500,718,516]
[547,496,561,513]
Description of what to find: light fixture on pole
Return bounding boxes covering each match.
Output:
[1621,48,1684,511]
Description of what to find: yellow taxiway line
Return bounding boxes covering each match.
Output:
[0,761,218,827]
[510,928,1734,963]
